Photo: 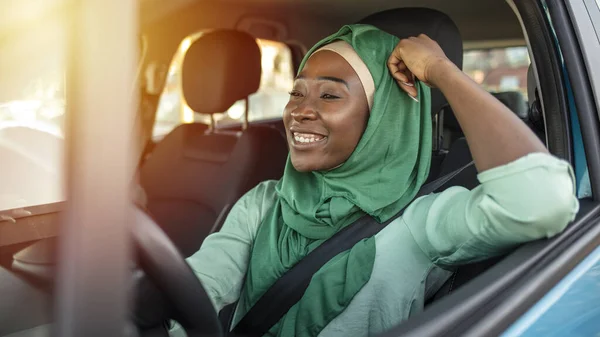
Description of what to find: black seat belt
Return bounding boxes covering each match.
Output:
[230,161,475,337]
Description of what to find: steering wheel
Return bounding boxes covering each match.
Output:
[131,207,223,337]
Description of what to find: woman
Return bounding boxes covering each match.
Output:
[174,25,578,336]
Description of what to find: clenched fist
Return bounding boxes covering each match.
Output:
[387,34,455,99]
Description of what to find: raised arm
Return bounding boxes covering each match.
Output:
[387,34,547,172]
[388,35,578,266]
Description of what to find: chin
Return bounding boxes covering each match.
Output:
[290,155,338,173]
[290,160,317,173]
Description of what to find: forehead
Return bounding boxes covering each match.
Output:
[298,50,360,82]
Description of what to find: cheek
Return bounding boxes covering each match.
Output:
[283,100,297,124]
[319,113,366,166]
[330,108,368,145]
[340,128,364,158]
[348,116,369,153]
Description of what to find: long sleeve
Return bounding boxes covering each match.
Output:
[185,180,278,311]
[403,153,579,267]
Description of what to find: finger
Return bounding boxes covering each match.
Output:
[401,67,415,87]
[388,63,410,84]
[387,55,401,78]
[387,51,408,70]
[396,59,407,69]
[387,52,400,70]
[390,69,410,84]
[389,62,414,86]
[398,81,418,100]
[388,50,413,85]
[404,71,419,98]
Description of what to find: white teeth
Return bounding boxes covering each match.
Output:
[293,132,325,144]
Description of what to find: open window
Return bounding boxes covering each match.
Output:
[0,3,67,213]
[463,46,530,98]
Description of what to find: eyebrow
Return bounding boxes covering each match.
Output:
[295,75,349,89]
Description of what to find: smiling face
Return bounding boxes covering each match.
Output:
[283,50,370,172]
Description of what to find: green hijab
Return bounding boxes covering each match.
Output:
[236,24,432,336]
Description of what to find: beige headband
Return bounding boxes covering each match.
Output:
[311,40,375,110]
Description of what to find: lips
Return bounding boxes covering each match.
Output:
[293,132,325,144]
[288,127,328,149]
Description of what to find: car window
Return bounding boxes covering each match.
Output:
[153,35,294,138]
[1,13,146,212]
[0,6,67,212]
[463,46,531,99]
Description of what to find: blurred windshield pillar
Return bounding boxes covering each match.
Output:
[53,1,138,336]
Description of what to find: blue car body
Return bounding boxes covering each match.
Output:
[502,245,600,336]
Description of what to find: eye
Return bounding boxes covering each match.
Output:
[321,93,340,100]
[288,90,303,98]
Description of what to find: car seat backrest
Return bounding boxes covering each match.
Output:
[437,138,478,187]
[492,91,529,120]
[140,30,288,257]
[441,88,541,148]
[358,8,464,117]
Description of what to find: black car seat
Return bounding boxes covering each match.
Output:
[441,90,537,149]
[425,65,550,305]
[438,90,538,177]
[493,91,529,119]
[496,90,545,142]
[140,30,288,257]
[358,8,464,182]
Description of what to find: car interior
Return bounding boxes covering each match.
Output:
[0,0,598,336]
[138,2,544,260]
[139,29,289,257]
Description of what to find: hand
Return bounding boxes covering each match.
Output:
[387,34,453,98]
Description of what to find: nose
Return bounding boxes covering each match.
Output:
[291,100,318,122]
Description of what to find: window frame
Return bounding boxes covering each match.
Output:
[52,0,138,335]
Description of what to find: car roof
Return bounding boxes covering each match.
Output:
[140,0,524,48]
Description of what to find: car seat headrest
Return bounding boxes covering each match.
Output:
[181,30,261,115]
[358,8,463,115]
[442,90,530,132]
[492,91,529,120]
[526,64,545,133]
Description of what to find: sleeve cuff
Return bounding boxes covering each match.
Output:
[477,152,575,187]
